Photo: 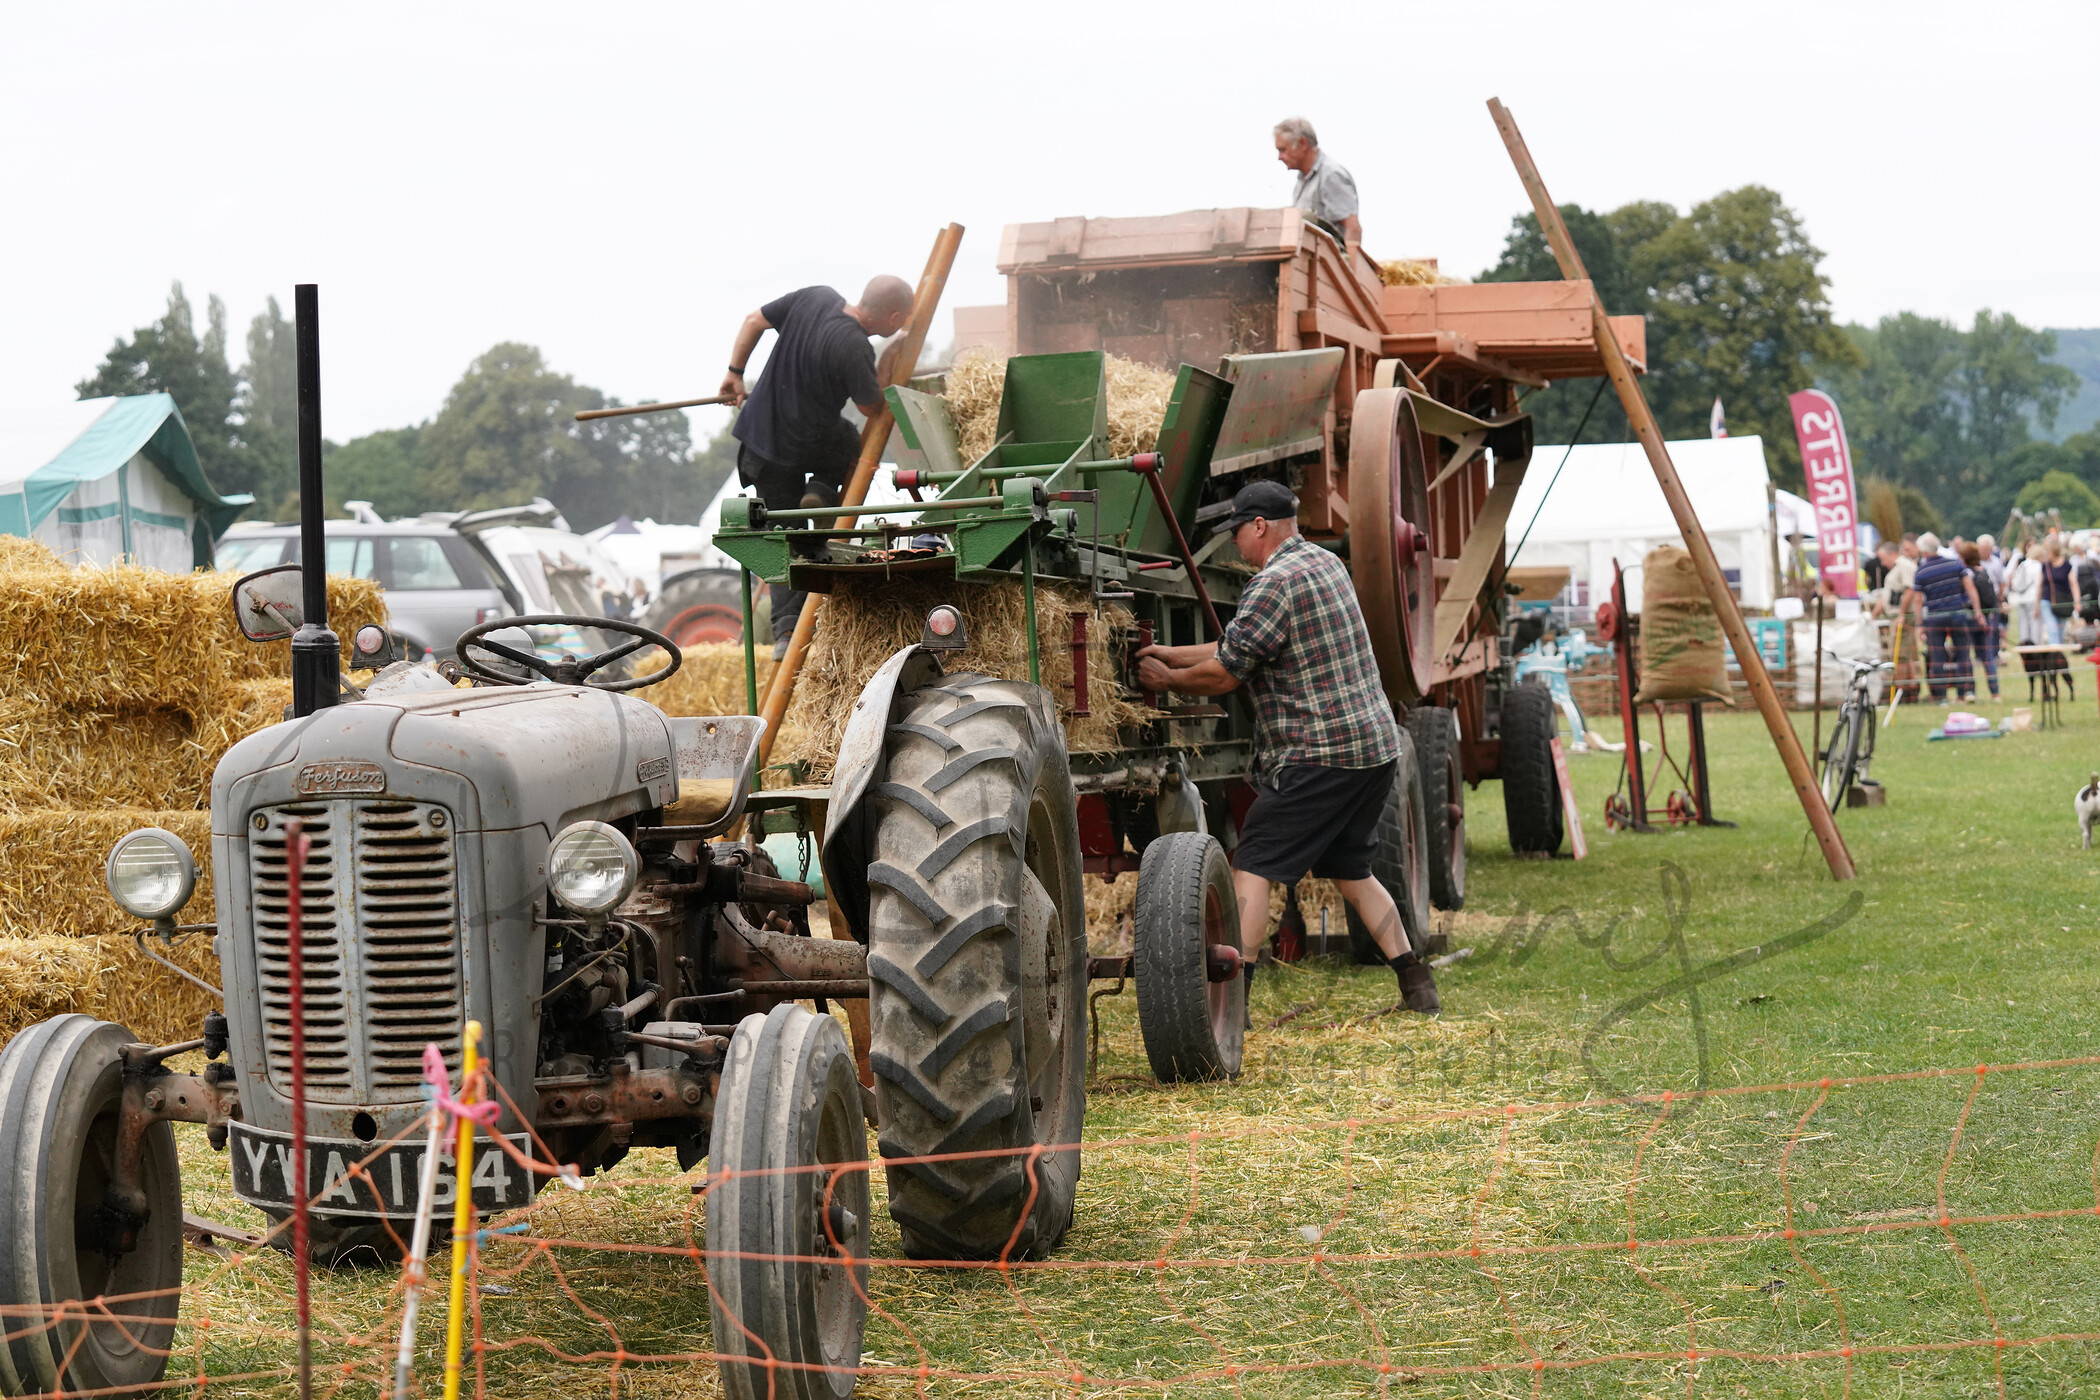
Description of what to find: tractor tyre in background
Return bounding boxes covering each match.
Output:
[1500,681,1563,855]
[1406,706,1465,910]
[0,1016,183,1398]
[707,1003,871,1400]
[1132,833,1245,1082]
[864,677,1086,1261]
[1345,731,1431,965]
[643,568,746,648]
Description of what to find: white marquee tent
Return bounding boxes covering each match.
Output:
[0,394,250,571]
[1505,435,1777,614]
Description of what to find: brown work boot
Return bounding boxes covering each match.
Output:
[1388,953,1440,1014]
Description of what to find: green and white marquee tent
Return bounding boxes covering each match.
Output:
[0,394,251,571]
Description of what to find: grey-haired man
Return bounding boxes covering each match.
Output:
[1273,117,1361,252]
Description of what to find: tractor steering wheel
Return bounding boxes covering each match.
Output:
[454,614,683,692]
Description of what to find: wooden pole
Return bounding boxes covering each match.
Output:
[1486,99,1856,881]
[574,394,733,422]
[757,223,966,765]
[1812,590,1826,761]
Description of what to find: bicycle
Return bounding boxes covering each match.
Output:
[1820,652,1894,810]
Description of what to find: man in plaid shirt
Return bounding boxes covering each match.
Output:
[1137,480,1439,1013]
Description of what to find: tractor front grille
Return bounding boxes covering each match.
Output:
[251,800,463,1104]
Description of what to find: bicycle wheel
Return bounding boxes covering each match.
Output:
[1854,699,1878,782]
[1821,703,1861,810]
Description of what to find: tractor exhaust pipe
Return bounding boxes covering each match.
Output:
[290,284,339,717]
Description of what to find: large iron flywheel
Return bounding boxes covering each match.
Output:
[1348,386,1437,712]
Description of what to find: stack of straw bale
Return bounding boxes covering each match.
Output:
[0,540,383,1043]
[944,350,1175,466]
[637,643,774,722]
[1378,259,1456,287]
[771,577,1146,784]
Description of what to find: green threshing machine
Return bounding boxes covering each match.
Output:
[714,204,1644,1081]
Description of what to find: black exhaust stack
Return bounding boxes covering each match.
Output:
[290,284,339,717]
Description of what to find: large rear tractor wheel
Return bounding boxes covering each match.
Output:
[865,677,1086,1260]
[1132,833,1245,1083]
[1345,733,1432,965]
[1500,682,1564,856]
[1407,706,1465,910]
[644,569,747,648]
[707,1004,872,1400]
[0,1016,182,1399]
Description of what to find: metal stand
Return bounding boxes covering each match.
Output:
[1599,560,1732,832]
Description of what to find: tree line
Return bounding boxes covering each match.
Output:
[1477,188,2091,535]
[75,285,736,534]
[81,214,2096,542]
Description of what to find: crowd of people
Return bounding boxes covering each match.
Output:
[1861,529,2093,704]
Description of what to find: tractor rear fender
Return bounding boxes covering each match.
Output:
[820,643,946,942]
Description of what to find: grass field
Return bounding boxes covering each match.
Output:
[164,689,2100,1397]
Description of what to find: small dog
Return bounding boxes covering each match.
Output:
[2079,773,2100,849]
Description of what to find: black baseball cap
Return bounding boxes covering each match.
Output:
[1211,480,1299,537]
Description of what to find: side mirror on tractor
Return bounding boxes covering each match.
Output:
[231,563,305,641]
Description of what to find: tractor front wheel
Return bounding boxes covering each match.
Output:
[0,1016,182,1399]
[707,1003,871,1400]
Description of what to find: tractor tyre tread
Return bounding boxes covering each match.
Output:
[866,678,1085,1261]
[708,1003,869,1400]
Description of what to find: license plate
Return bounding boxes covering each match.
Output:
[229,1122,537,1219]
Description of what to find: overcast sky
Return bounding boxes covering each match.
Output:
[4,0,2092,449]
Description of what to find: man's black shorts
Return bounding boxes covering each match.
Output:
[1232,760,1397,884]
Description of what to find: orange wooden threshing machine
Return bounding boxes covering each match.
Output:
[950,207,1642,906]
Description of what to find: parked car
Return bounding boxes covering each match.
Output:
[212,499,644,661]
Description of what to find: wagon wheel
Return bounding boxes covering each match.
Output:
[1348,387,1438,713]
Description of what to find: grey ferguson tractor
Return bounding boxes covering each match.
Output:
[0,566,1096,1400]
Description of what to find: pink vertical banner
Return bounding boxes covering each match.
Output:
[1789,389,1860,599]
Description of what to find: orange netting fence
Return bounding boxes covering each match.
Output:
[14,1046,2100,1398]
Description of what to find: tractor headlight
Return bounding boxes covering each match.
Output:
[106,828,197,922]
[547,821,638,917]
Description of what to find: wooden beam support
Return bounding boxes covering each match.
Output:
[1486,98,1854,882]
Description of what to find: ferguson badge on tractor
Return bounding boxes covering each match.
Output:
[0,525,1086,1395]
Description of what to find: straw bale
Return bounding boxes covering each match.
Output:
[0,809,214,939]
[944,351,1008,465]
[0,935,219,1046]
[1084,871,1138,953]
[1378,258,1455,287]
[0,679,288,812]
[772,578,1145,783]
[945,350,1175,466]
[638,644,774,720]
[0,542,384,712]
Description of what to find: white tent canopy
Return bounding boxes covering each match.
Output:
[1506,435,1776,612]
[0,394,250,571]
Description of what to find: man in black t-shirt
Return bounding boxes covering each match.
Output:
[720,276,914,655]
